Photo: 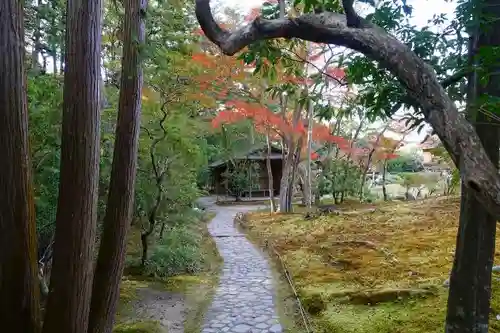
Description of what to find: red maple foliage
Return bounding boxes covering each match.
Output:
[191,5,351,159]
[212,100,350,158]
[189,52,249,103]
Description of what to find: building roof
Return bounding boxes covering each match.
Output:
[208,144,283,168]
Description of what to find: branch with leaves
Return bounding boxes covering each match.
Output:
[139,102,169,266]
[194,0,500,219]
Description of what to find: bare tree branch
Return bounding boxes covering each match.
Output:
[441,69,468,88]
[341,0,364,28]
[195,0,500,218]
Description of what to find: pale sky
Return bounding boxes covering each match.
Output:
[217,0,458,146]
[219,0,456,27]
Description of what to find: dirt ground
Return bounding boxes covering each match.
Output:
[131,287,187,333]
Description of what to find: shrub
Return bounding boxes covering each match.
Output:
[144,225,205,278]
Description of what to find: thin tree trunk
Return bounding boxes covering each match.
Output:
[304,39,315,208]
[339,116,365,198]
[278,149,294,211]
[278,0,285,17]
[279,100,302,213]
[382,160,388,201]
[266,133,275,212]
[142,187,162,266]
[31,0,42,73]
[140,108,168,266]
[287,137,303,211]
[50,11,58,76]
[305,98,314,208]
[42,0,102,331]
[88,0,145,331]
[0,0,41,331]
[359,125,388,200]
[279,93,287,168]
[446,1,500,329]
[159,222,166,239]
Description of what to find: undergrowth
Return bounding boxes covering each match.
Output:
[114,210,221,333]
[144,225,205,277]
[242,196,500,333]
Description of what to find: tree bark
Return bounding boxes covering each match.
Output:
[446,1,500,330]
[279,101,302,212]
[278,149,294,211]
[359,126,387,200]
[194,0,500,219]
[0,1,41,331]
[88,0,145,331]
[339,116,364,198]
[42,0,102,332]
[382,160,388,201]
[287,136,303,211]
[31,0,42,73]
[140,108,168,266]
[266,134,275,212]
[305,99,314,208]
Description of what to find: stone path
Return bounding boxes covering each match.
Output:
[198,198,283,333]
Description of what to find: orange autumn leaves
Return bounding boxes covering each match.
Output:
[190,53,250,103]
[191,1,351,161]
[211,99,348,160]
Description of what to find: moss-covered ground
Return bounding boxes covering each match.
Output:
[114,212,221,333]
[241,197,500,333]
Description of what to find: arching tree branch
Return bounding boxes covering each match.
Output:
[195,0,500,218]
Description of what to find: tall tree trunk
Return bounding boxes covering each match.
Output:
[287,137,303,211]
[266,133,275,212]
[305,99,314,208]
[279,100,302,212]
[42,0,102,331]
[446,1,500,330]
[304,39,314,208]
[278,0,285,17]
[0,0,41,331]
[279,93,288,166]
[88,0,145,331]
[141,108,168,266]
[31,0,42,73]
[278,148,294,212]
[50,12,58,76]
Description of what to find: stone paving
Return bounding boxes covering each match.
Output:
[198,198,283,333]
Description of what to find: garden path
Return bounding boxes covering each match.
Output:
[197,197,282,333]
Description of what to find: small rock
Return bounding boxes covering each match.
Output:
[269,324,282,333]
[232,324,252,333]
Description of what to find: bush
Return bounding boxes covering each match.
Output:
[144,225,205,278]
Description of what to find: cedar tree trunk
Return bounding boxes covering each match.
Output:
[88,0,146,331]
[42,0,102,332]
[0,1,41,331]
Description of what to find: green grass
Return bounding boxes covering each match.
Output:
[113,320,162,333]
